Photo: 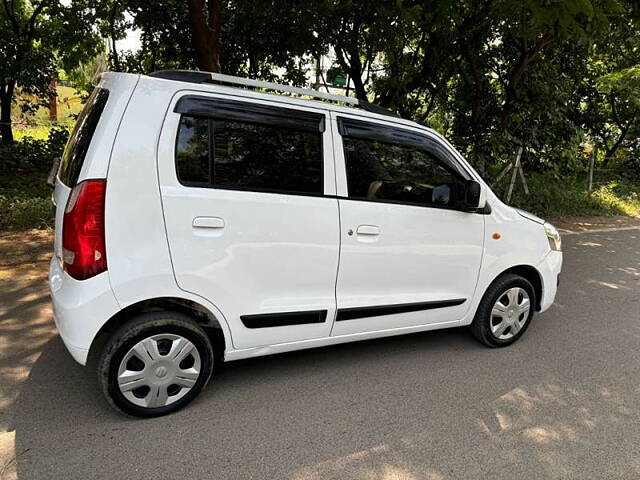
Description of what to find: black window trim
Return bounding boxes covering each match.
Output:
[175,95,326,133]
[337,116,469,179]
[58,87,110,187]
[337,116,477,212]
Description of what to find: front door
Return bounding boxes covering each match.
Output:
[158,93,339,349]
[331,114,485,336]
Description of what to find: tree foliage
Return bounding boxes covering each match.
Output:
[0,0,103,144]
[2,0,638,176]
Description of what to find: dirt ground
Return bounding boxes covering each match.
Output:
[549,215,640,233]
[0,229,55,480]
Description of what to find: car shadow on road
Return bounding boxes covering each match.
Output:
[12,326,485,479]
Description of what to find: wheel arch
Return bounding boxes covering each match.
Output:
[87,297,227,366]
[498,265,543,311]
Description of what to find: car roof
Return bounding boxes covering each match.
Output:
[102,70,438,136]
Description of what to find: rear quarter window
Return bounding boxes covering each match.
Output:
[58,87,109,186]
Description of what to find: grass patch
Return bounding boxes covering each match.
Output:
[502,173,640,218]
[13,85,83,142]
[0,171,53,230]
[0,193,53,230]
[14,125,54,142]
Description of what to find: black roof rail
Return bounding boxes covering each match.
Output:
[149,70,401,118]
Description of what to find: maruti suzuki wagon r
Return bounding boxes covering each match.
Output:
[49,70,562,416]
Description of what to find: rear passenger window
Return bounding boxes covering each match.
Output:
[174,99,324,195]
[59,87,109,186]
[212,120,322,194]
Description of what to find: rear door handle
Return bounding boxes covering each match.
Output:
[356,225,380,236]
[193,216,225,229]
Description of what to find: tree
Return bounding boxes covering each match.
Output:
[187,0,222,72]
[595,66,640,163]
[0,0,102,144]
[106,0,325,85]
[436,0,616,170]
[575,4,640,165]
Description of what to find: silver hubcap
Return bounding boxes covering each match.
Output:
[117,334,201,408]
[490,287,531,340]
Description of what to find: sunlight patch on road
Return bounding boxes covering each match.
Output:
[0,431,17,480]
[289,443,445,480]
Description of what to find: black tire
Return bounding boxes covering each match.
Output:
[98,312,214,417]
[470,273,536,347]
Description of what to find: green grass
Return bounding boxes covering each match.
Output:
[0,167,53,230]
[504,173,640,218]
[0,194,53,230]
[13,85,83,142]
[14,125,53,141]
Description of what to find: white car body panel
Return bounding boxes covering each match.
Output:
[49,258,120,364]
[48,71,563,368]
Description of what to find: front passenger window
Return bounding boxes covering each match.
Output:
[342,135,466,208]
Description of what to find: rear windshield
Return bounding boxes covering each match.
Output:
[58,87,109,186]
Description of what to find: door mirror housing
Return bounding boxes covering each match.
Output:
[47,156,61,188]
[464,180,485,210]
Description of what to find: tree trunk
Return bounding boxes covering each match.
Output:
[499,35,553,132]
[49,78,58,122]
[335,47,367,102]
[109,0,121,71]
[603,118,635,167]
[350,69,367,102]
[0,79,16,145]
[187,0,222,73]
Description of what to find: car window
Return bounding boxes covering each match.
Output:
[341,124,467,208]
[175,116,211,185]
[211,119,322,194]
[175,111,323,195]
[58,87,109,186]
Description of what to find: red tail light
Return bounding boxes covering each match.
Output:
[62,180,107,280]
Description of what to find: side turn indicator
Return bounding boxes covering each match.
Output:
[492,233,501,240]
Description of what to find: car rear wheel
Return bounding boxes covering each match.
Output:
[470,273,536,347]
[98,312,214,417]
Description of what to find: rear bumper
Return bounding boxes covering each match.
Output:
[537,250,563,312]
[49,257,120,365]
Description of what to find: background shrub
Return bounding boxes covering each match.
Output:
[0,128,69,229]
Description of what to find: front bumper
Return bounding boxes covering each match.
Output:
[536,250,563,312]
[49,257,120,365]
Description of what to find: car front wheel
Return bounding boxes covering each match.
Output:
[470,273,536,347]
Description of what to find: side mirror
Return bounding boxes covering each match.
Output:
[47,157,61,188]
[464,180,483,209]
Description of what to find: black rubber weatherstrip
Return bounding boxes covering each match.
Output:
[336,299,466,322]
[241,309,328,329]
[174,95,326,132]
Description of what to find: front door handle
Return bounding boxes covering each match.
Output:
[356,225,380,236]
[193,216,225,229]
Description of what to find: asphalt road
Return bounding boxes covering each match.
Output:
[1,227,640,479]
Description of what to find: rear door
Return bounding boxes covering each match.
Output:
[331,114,485,336]
[53,73,138,264]
[158,93,340,350]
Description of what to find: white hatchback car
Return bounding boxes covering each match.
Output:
[49,71,562,416]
